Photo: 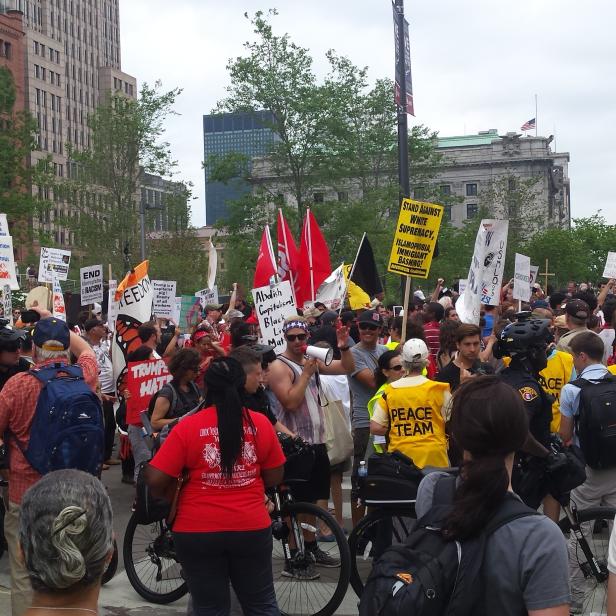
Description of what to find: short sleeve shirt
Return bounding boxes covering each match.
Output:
[150,406,286,533]
[347,344,388,429]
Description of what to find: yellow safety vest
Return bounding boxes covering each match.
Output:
[380,380,450,469]
[503,352,574,433]
[368,384,387,454]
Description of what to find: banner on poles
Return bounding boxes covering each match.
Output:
[251,280,296,353]
[179,295,202,331]
[513,253,531,302]
[603,252,616,279]
[112,261,154,394]
[152,280,177,319]
[125,359,172,425]
[52,272,66,321]
[0,235,19,290]
[458,220,509,324]
[195,286,219,308]
[80,265,104,305]
[315,265,346,310]
[388,199,443,279]
[38,247,71,283]
[392,4,414,115]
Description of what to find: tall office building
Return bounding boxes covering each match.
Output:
[0,0,136,246]
[203,110,277,225]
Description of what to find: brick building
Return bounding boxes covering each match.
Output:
[0,9,26,112]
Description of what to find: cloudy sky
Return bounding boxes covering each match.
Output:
[118,0,616,228]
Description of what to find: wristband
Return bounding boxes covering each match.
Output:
[339,345,350,352]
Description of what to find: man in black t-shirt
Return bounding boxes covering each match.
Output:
[435,323,493,391]
[0,322,29,392]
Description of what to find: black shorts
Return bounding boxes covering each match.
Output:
[289,443,331,503]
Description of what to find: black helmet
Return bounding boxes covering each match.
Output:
[494,313,553,358]
[0,319,26,352]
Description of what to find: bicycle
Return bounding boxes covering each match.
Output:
[123,484,351,615]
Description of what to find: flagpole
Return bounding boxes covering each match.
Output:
[306,210,315,302]
[535,93,538,137]
[348,232,366,283]
[265,225,278,283]
[278,209,298,307]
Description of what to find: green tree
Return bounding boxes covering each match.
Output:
[57,81,185,277]
[0,66,52,248]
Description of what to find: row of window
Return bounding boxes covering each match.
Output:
[34,64,62,87]
[312,191,349,203]
[33,41,61,64]
[35,89,62,113]
[441,203,478,222]
[0,40,12,60]
[113,77,134,97]
[414,183,478,199]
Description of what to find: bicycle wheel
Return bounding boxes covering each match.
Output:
[101,539,118,585]
[271,501,350,616]
[348,507,416,598]
[559,506,616,615]
[123,513,188,604]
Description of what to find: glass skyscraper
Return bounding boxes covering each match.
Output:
[203,110,276,225]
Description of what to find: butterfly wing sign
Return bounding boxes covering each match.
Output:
[112,261,154,395]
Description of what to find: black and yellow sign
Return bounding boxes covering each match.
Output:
[387,198,443,279]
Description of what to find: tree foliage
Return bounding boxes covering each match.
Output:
[0,66,52,249]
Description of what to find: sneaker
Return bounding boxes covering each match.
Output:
[104,458,122,466]
[281,562,320,580]
[307,545,340,568]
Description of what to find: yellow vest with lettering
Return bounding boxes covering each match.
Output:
[502,352,574,433]
[381,380,450,469]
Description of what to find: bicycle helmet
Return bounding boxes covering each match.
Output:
[494,312,553,359]
[0,319,26,352]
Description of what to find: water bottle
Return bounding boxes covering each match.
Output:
[358,460,368,478]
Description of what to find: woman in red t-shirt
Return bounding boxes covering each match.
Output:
[146,357,285,616]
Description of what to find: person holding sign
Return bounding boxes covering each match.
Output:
[370,339,451,470]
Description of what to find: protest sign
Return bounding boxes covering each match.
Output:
[38,247,71,283]
[111,261,154,393]
[458,220,509,324]
[513,253,531,302]
[0,285,12,323]
[388,198,443,279]
[458,279,467,296]
[0,235,19,290]
[80,264,104,305]
[251,280,296,353]
[393,305,404,317]
[603,252,616,279]
[179,295,202,331]
[152,280,177,319]
[529,265,539,287]
[125,359,172,425]
[195,286,219,307]
[315,265,346,310]
[107,279,118,331]
[172,297,182,325]
[51,272,66,321]
[0,214,8,236]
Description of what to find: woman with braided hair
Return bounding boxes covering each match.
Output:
[146,356,286,616]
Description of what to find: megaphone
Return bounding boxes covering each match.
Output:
[304,345,334,366]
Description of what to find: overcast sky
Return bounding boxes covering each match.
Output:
[118,0,616,228]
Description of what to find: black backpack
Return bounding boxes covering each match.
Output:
[359,476,538,616]
[147,381,200,420]
[572,374,616,469]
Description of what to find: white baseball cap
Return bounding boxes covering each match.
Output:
[93,302,102,315]
[401,338,429,363]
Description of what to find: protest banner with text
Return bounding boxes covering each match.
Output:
[0,284,12,323]
[195,286,219,307]
[80,264,104,305]
[152,280,177,319]
[388,198,443,279]
[603,252,616,280]
[252,280,296,353]
[0,235,19,290]
[38,246,71,283]
[125,359,172,425]
[513,253,531,302]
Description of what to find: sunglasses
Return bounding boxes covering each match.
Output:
[285,333,307,342]
[358,323,379,331]
[388,364,404,371]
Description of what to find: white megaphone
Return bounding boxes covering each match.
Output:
[304,345,334,366]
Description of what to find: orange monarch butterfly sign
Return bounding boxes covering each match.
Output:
[388,199,443,279]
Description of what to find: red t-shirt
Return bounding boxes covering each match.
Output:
[150,406,286,532]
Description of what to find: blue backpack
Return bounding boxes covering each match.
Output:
[23,363,105,476]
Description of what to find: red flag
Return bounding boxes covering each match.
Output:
[253,225,277,288]
[297,209,331,306]
[277,209,300,304]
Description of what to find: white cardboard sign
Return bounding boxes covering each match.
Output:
[603,252,616,280]
[0,235,19,290]
[38,247,71,282]
[152,280,177,319]
[513,253,531,302]
[195,286,219,307]
[80,264,104,305]
[107,279,118,331]
[251,280,296,353]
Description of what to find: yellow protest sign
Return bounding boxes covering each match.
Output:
[388,198,443,279]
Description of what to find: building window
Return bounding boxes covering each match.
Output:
[413,186,426,199]
[443,205,452,222]
[313,192,324,203]
[467,203,478,219]
[466,183,478,197]
[337,191,349,202]
[508,178,516,191]
[439,184,451,196]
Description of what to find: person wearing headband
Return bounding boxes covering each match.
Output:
[268,315,354,577]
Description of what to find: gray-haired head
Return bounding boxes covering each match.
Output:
[19,469,113,593]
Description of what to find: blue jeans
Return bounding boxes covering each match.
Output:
[174,527,279,616]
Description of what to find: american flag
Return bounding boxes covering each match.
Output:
[521,118,536,131]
